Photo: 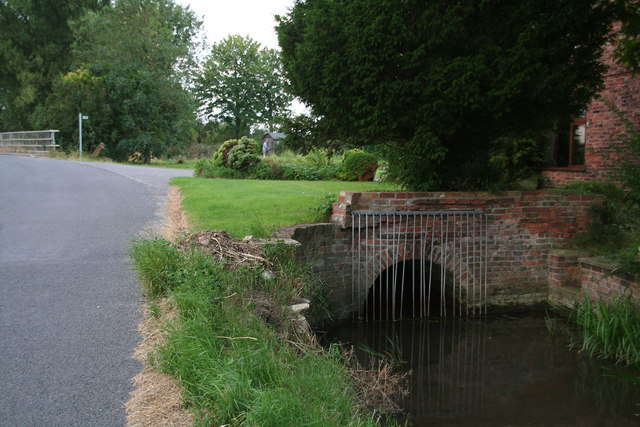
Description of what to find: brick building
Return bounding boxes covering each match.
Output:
[543,29,640,187]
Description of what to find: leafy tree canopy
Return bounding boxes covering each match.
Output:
[277,0,618,190]
[0,0,109,130]
[195,35,292,139]
[38,0,202,162]
[613,0,640,71]
[280,113,343,155]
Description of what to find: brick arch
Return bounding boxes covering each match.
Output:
[352,229,484,318]
[276,191,597,322]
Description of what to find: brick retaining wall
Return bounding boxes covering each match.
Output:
[580,257,639,303]
[548,250,640,305]
[278,191,601,321]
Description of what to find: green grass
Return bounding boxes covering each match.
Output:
[171,177,399,238]
[570,297,640,366]
[131,239,385,426]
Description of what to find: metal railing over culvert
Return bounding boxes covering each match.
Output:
[351,210,488,320]
[0,130,60,155]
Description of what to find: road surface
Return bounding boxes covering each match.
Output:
[0,156,192,426]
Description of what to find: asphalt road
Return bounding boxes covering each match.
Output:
[0,156,192,426]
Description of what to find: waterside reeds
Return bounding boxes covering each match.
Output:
[570,297,640,367]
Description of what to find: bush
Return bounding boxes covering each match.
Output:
[213,137,260,170]
[228,137,260,170]
[564,181,626,199]
[337,149,378,181]
[281,163,321,181]
[269,149,307,165]
[317,164,340,180]
[304,148,341,180]
[247,159,283,180]
[213,139,237,166]
[303,148,333,169]
[194,159,244,179]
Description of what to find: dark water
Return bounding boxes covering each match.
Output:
[322,314,640,426]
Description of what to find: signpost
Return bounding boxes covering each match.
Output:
[78,113,88,158]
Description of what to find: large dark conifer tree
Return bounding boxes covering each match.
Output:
[277,0,617,190]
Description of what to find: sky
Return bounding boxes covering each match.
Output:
[175,0,297,50]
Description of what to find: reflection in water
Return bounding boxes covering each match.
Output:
[323,315,640,426]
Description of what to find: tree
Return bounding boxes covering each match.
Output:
[280,113,343,154]
[0,0,108,130]
[195,35,292,138]
[613,0,640,71]
[40,0,201,162]
[36,67,112,154]
[277,0,618,190]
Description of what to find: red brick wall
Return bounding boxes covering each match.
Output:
[277,191,599,321]
[544,26,640,187]
[580,257,639,303]
[548,250,586,288]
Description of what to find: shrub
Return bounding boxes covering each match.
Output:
[194,159,244,179]
[269,149,306,165]
[303,148,333,169]
[213,139,237,166]
[213,137,260,170]
[304,148,341,180]
[317,164,340,180]
[247,160,283,180]
[281,163,321,181]
[227,137,260,170]
[564,181,626,199]
[337,149,378,181]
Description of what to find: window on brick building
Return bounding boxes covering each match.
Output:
[544,113,586,168]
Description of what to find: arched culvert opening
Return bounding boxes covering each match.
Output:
[362,260,458,321]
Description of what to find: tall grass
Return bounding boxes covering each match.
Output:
[132,238,386,426]
[130,238,183,298]
[570,297,640,366]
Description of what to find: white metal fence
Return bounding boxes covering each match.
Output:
[0,130,60,155]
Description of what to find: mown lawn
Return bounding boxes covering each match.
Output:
[171,177,399,238]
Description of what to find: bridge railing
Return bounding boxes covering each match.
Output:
[0,130,60,155]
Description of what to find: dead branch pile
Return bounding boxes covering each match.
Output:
[344,348,411,415]
[176,230,271,269]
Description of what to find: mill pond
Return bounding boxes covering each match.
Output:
[322,314,640,426]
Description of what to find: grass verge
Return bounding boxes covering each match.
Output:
[171,177,399,238]
[130,238,395,426]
